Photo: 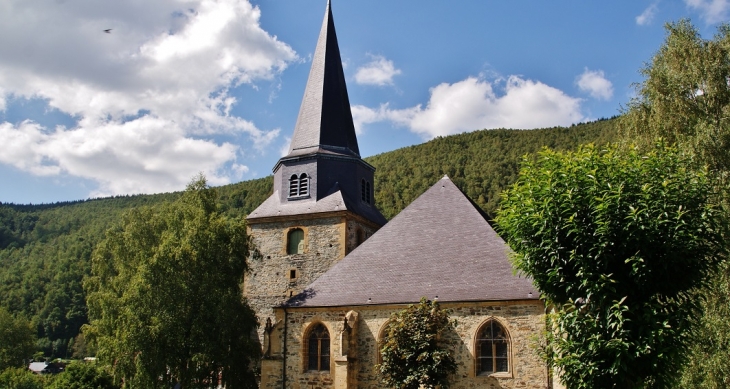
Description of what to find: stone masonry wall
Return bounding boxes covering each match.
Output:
[344,219,377,255]
[245,216,344,342]
[246,214,378,343]
[262,300,548,389]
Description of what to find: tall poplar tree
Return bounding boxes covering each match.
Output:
[622,20,730,173]
[84,175,259,388]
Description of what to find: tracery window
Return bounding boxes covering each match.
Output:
[289,173,309,198]
[306,323,330,371]
[287,228,304,254]
[476,320,510,375]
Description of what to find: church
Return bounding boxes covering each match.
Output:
[244,2,551,388]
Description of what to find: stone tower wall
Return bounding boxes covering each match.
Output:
[245,213,378,342]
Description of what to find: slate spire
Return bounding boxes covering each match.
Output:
[287,0,359,158]
[250,0,385,227]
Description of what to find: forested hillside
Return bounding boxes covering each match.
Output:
[0,118,617,358]
[371,118,617,219]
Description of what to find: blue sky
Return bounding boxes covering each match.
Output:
[0,0,728,204]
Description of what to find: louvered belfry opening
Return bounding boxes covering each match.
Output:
[288,173,309,198]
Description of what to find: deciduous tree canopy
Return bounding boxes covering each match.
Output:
[623,20,730,173]
[83,176,259,388]
[497,143,728,389]
[622,20,730,388]
[378,298,457,389]
[0,307,36,371]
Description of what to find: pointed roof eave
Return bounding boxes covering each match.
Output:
[248,182,387,226]
[287,0,360,158]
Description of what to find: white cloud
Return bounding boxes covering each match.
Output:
[576,69,614,100]
[279,136,292,157]
[353,76,584,139]
[0,0,297,196]
[685,0,730,24]
[231,163,250,180]
[352,104,385,134]
[636,3,659,25]
[354,55,402,86]
[0,119,238,197]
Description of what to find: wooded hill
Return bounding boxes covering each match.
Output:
[0,117,618,358]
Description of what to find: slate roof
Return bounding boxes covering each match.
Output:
[287,0,359,158]
[286,176,539,307]
[248,182,387,225]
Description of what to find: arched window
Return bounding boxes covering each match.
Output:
[476,320,510,375]
[287,228,304,254]
[289,173,309,198]
[306,324,330,371]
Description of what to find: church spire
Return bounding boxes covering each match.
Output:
[287,0,359,158]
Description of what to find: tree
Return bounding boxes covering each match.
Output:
[0,307,36,371]
[83,175,260,388]
[622,20,730,173]
[677,264,730,389]
[622,20,730,388]
[47,362,117,389]
[496,144,727,388]
[378,298,457,389]
[0,367,45,389]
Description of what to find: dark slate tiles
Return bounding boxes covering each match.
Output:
[286,176,539,307]
[288,1,359,158]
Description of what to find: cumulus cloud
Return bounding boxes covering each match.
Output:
[279,136,292,157]
[354,55,402,86]
[0,119,238,197]
[685,0,730,24]
[576,69,614,100]
[0,0,297,196]
[354,76,584,139]
[636,3,659,25]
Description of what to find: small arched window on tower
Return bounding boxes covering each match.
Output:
[289,173,310,198]
[306,323,330,371]
[361,179,371,204]
[287,228,305,254]
[476,320,510,375]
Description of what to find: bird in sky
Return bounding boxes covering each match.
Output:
[103,29,112,33]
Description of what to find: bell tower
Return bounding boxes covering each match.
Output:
[245,0,386,341]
